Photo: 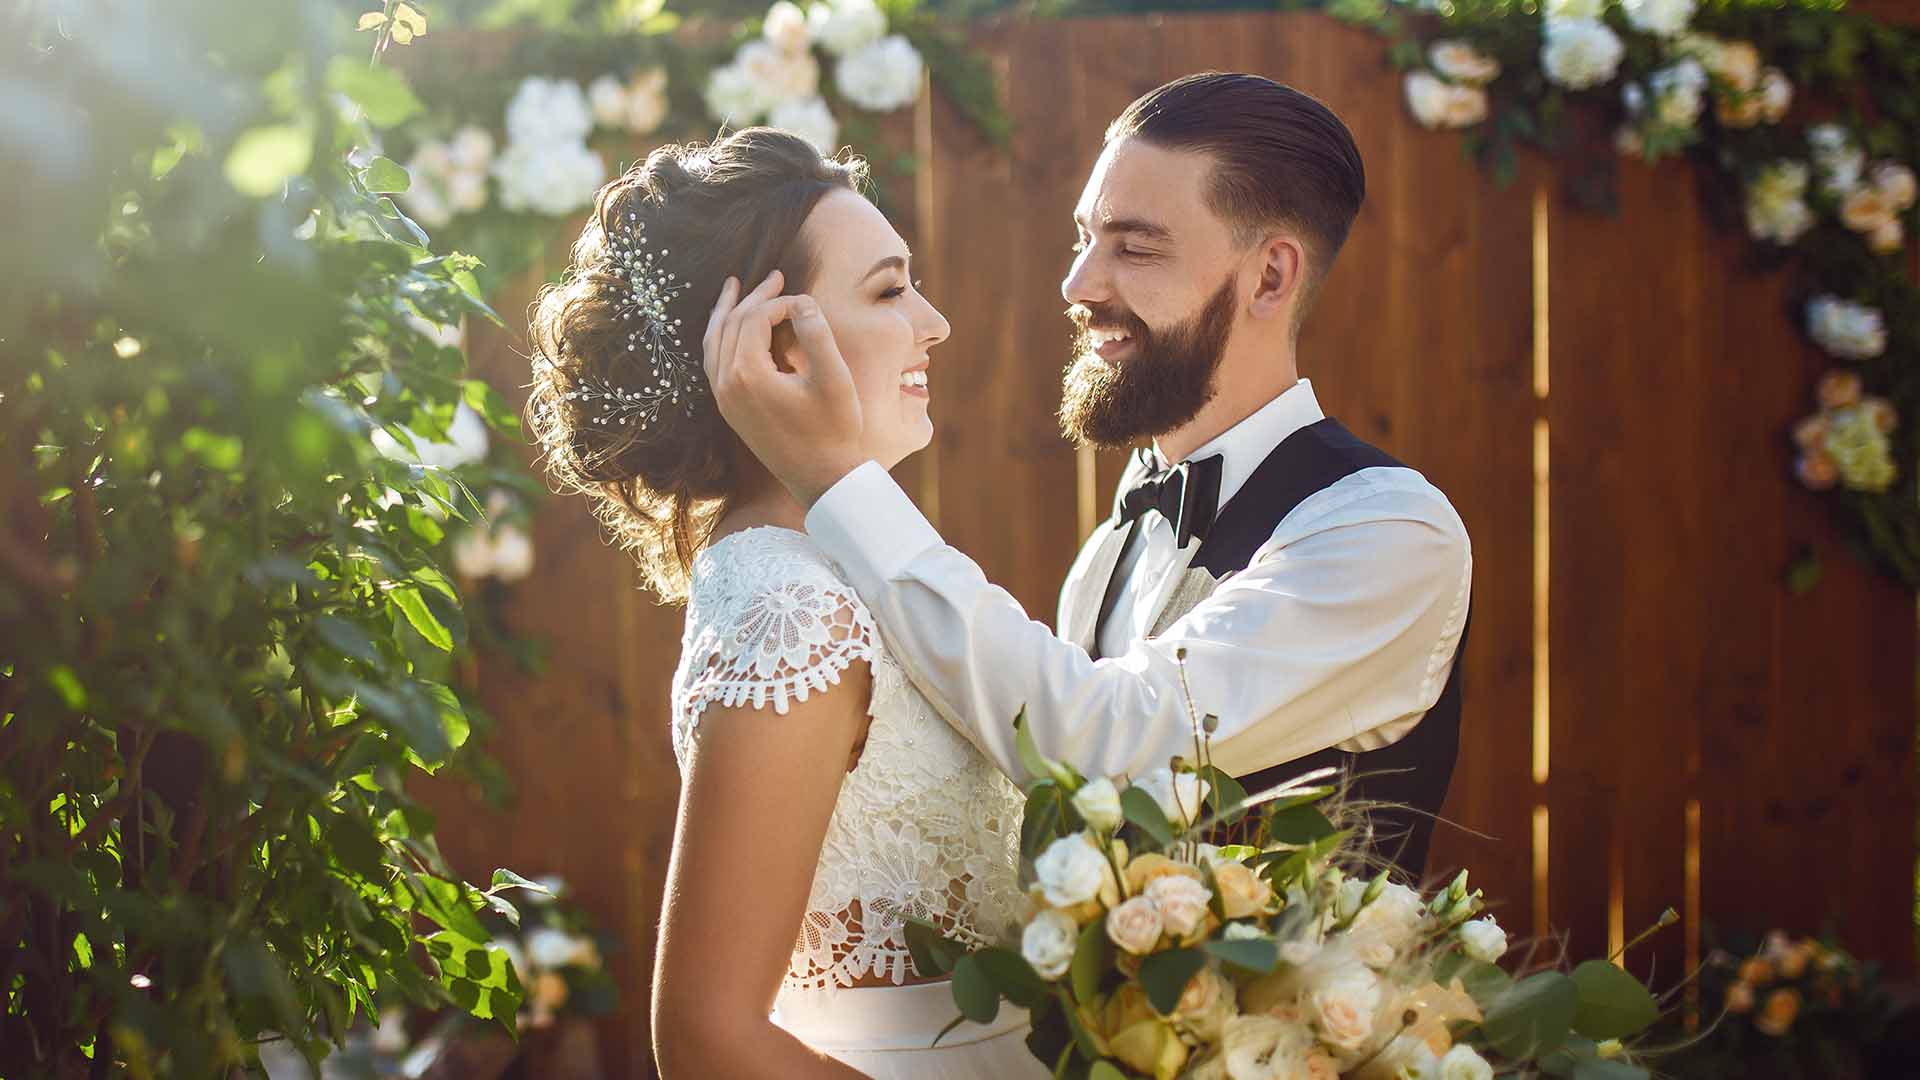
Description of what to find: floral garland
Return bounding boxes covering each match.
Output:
[362,0,983,295]
[1374,0,1920,586]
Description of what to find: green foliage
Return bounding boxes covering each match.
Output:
[0,1,527,1073]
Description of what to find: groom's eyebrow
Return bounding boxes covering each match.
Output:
[1074,213,1174,244]
[860,254,909,283]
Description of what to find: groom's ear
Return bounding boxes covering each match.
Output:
[1245,232,1307,323]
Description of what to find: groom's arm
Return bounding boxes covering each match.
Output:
[806,462,1471,784]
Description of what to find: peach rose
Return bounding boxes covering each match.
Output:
[1755,987,1801,1036]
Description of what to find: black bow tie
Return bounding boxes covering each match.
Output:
[1114,449,1224,547]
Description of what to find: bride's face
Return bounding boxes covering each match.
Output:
[789,189,949,470]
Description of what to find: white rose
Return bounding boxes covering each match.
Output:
[1427,40,1500,86]
[1353,1033,1441,1080]
[623,68,670,135]
[767,97,840,156]
[1404,71,1487,131]
[504,76,593,147]
[1106,895,1165,955]
[1758,67,1793,124]
[1346,881,1425,940]
[1873,162,1917,210]
[1541,18,1625,91]
[1034,832,1112,907]
[1440,1044,1495,1080]
[1806,295,1888,360]
[739,39,821,105]
[1145,874,1213,937]
[588,74,630,130]
[1223,921,1265,941]
[1307,964,1381,1054]
[835,34,924,112]
[1220,1014,1317,1080]
[448,125,495,170]
[1136,767,1210,828]
[1543,0,1606,17]
[705,64,770,123]
[1072,776,1124,831]
[807,0,887,57]
[1021,908,1077,979]
[763,0,812,55]
[1279,940,1320,967]
[493,139,605,217]
[491,525,535,583]
[1457,917,1509,963]
[1622,0,1695,37]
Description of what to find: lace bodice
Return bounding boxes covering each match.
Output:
[669,527,1027,993]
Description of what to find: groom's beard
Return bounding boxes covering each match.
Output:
[1057,274,1237,450]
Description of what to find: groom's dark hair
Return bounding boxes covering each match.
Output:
[1107,72,1365,322]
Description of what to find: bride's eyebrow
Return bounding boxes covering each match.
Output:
[859,254,909,284]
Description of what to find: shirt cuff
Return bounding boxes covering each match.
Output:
[804,461,944,585]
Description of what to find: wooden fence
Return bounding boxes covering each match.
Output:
[421,12,1918,1073]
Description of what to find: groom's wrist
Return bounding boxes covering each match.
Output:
[805,462,941,584]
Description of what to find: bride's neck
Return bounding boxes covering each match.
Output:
[709,468,808,542]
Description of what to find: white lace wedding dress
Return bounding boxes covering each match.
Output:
[670,526,1044,1078]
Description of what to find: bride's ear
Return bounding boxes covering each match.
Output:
[1245,232,1306,323]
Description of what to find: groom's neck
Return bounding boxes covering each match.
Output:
[1153,338,1300,464]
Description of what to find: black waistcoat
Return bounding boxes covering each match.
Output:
[1161,417,1468,882]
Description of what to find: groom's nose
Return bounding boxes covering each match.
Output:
[1060,246,1108,308]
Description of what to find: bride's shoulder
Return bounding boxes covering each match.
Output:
[688,525,853,608]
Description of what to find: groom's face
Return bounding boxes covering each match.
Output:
[1058,138,1247,449]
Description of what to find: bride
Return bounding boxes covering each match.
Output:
[526,128,1040,1078]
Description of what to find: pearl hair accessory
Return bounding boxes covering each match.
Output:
[552,211,698,433]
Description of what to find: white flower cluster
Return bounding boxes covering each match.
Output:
[1541,16,1624,91]
[1806,295,1888,361]
[588,67,671,137]
[401,126,495,229]
[1744,160,1815,245]
[495,76,607,217]
[453,491,536,583]
[1809,125,1915,255]
[705,0,925,155]
[1793,368,1899,494]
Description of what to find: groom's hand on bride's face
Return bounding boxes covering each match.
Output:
[703,271,867,506]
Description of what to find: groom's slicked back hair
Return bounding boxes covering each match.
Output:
[1107,72,1365,318]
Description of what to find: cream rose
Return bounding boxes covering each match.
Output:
[1405,71,1489,131]
[1022,908,1078,979]
[1220,1013,1318,1080]
[1841,186,1898,234]
[1173,969,1239,1043]
[1872,162,1918,209]
[1144,874,1213,938]
[1308,964,1382,1054]
[1106,895,1165,955]
[1869,217,1905,255]
[1212,861,1274,919]
[1427,40,1501,86]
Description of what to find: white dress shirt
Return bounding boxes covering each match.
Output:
[804,379,1473,784]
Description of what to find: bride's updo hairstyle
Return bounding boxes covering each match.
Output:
[527,128,868,601]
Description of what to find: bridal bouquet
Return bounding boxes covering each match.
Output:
[907,704,1668,1080]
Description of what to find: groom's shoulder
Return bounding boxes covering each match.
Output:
[1281,427,1466,543]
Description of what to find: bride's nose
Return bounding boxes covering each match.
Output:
[915,291,950,347]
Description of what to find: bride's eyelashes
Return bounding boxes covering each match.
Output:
[879,278,925,301]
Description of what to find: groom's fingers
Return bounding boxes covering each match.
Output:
[702,276,740,385]
[716,270,783,390]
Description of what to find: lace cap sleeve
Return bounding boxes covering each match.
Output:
[673,532,881,761]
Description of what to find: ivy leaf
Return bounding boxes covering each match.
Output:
[326,57,424,128]
[358,156,410,194]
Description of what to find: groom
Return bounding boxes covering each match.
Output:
[708,73,1471,879]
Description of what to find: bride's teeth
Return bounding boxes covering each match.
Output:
[901,370,928,388]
